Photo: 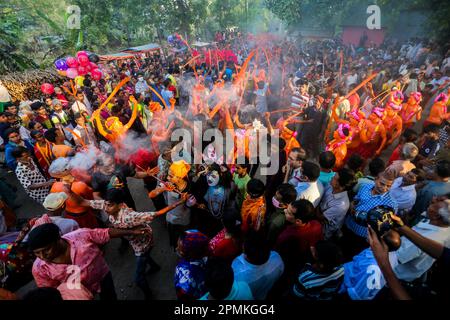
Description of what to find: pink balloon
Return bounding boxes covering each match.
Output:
[91,68,102,80]
[66,68,78,79]
[66,56,78,68]
[41,83,54,95]
[76,51,88,58]
[78,55,89,67]
[77,65,88,75]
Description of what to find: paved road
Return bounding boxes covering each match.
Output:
[3,171,178,300]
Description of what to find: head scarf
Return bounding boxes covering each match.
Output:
[180,230,209,260]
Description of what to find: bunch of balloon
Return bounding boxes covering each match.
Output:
[54,51,102,80]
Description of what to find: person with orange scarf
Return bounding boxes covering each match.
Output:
[241,178,266,234]
[383,97,403,146]
[30,130,54,179]
[358,107,388,158]
[400,92,422,130]
[326,123,353,170]
[424,93,450,127]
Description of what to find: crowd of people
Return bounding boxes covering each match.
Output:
[0,32,449,301]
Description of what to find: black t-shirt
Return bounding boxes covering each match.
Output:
[91,164,136,200]
[419,138,440,158]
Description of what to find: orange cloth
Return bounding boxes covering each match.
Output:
[50,181,97,228]
[426,101,450,126]
[52,144,73,158]
[51,181,93,214]
[241,196,266,234]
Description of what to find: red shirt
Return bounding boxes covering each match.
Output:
[275,221,323,270]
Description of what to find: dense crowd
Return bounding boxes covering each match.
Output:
[0,32,449,301]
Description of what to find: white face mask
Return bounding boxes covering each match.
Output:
[206,171,220,187]
[138,77,144,82]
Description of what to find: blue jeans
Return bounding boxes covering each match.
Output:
[134,250,157,298]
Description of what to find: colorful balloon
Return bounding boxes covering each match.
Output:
[66,56,78,68]
[76,51,88,58]
[54,59,68,71]
[41,83,54,95]
[57,70,67,77]
[78,54,89,67]
[91,68,102,81]
[77,65,88,75]
[66,68,78,79]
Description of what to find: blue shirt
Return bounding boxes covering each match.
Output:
[5,140,34,170]
[345,183,398,238]
[319,171,336,186]
[175,258,207,299]
[339,248,397,300]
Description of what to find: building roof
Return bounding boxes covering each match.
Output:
[122,43,161,53]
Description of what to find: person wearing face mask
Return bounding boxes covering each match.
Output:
[266,183,297,246]
[134,75,150,96]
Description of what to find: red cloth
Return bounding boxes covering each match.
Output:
[129,148,158,169]
[208,229,241,261]
[275,221,323,270]
[388,144,402,165]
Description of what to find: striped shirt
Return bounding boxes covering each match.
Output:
[293,263,345,300]
[291,89,309,110]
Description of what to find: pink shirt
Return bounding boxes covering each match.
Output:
[32,228,110,294]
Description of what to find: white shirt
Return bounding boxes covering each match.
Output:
[346,74,358,88]
[71,100,90,115]
[320,185,350,239]
[295,180,324,208]
[389,177,417,213]
[394,219,450,282]
[19,125,31,142]
[232,251,284,300]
